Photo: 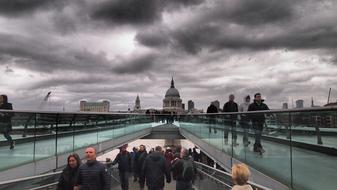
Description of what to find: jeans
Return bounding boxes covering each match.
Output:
[119,171,129,190]
[224,120,237,140]
[252,122,264,147]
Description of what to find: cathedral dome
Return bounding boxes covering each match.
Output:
[165,78,180,98]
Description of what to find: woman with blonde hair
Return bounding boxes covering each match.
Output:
[231,163,253,190]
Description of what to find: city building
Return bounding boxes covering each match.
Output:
[188,100,194,111]
[182,103,185,110]
[296,100,304,108]
[282,103,288,109]
[134,95,141,111]
[211,100,220,111]
[80,100,110,112]
[163,78,183,114]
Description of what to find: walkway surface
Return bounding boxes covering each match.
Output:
[111,178,176,190]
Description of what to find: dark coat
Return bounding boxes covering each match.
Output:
[135,150,148,173]
[206,104,218,113]
[248,100,270,123]
[0,102,13,132]
[57,167,80,190]
[141,152,171,189]
[76,160,111,190]
[112,151,132,172]
[223,101,238,120]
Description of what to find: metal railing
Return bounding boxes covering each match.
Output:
[179,107,337,190]
[194,162,271,190]
[0,162,118,190]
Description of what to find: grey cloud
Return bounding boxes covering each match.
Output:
[28,76,108,90]
[220,0,294,26]
[163,0,204,10]
[0,0,65,17]
[91,0,162,25]
[136,0,337,54]
[135,27,171,47]
[4,66,14,73]
[90,0,205,25]
[113,54,156,74]
[0,34,113,73]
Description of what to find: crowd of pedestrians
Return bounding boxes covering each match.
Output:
[206,92,270,154]
[56,144,201,190]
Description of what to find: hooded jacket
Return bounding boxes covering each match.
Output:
[141,151,171,189]
[239,96,251,112]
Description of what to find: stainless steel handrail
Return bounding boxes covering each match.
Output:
[0,171,61,186]
[28,182,58,190]
[0,164,118,188]
[196,167,232,189]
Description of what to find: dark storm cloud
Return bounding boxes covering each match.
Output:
[135,27,171,47]
[29,76,108,90]
[135,0,337,54]
[162,0,204,9]
[90,0,204,25]
[113,54,156,74]
[0,0,65,17]
[0,34,113,73]
[91,0,162,25]
[220,0,294,26]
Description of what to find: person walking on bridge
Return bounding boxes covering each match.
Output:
[171,148,197,190]
[75,147,111,190]
[141,146,171,190]
[223,94,239,146]
[0,94,14,150]
[239,95,251,147]
[206,102,218,134]
[248,93,269,153]
[57,153,81,190]
[112,144,132,190]
[135,145,148,190]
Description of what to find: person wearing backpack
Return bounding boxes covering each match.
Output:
[171,148,197,190]
[112,144,132,190]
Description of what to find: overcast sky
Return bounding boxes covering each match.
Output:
[1,0,337,111]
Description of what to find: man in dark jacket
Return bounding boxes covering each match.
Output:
[171,148,197,190]
[112,144,132,190]
[134,145,147,189]
[206,102,218,134]
[75,147,111,190]
[223,94,239,146]
[248,93,270,153]
[141,146,171,190]
[0,94,14,149]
